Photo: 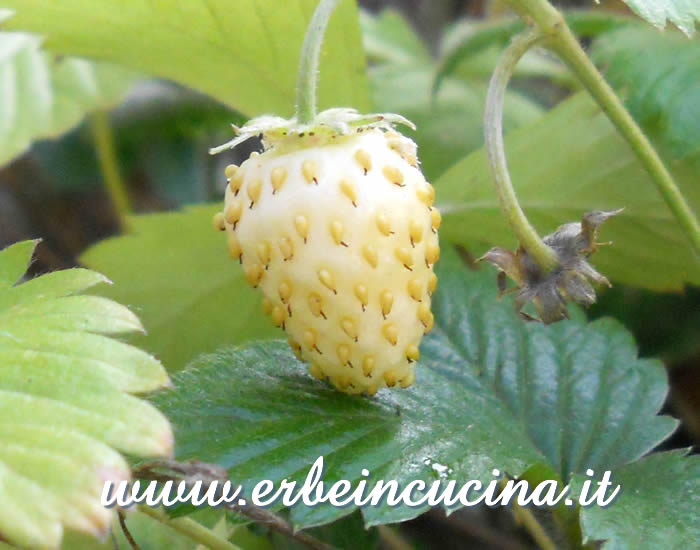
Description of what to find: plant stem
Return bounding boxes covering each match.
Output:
[295,0,341,124]
[484,28,559,271]
[506,0,700,254]
[90,109,131,231]
[137,506,242,550]
[511,504,558,550]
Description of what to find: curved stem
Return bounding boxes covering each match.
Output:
[296,0,342,123]
[137,506,242,550]
[484,28,559,271]
[506,0,700,254]
[90,109,130,231]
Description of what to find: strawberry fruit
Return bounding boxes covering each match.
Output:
[213,109,439,395]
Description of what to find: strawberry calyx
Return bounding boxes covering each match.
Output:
[209,108,416,155]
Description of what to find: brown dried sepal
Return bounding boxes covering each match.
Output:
[481,209,622,324]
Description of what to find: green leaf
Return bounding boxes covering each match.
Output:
[0,240,172,550]
[80,204,278,372]
[1,0,370,117]
[0,31,136,169]
[359,8,430,65]
[435,92,700,290]
[618,0,699,36]
[370,64,543,180]
[591,27,700,162]
[152,247,675,529]
[571,450,699,549]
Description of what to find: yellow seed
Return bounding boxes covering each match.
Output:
[418,303,434,332]
[318,269,336,293]
[376,212,392,236]
[270,166,288,193]
[337,344,351,365]
[362,355,375,376]
[380,290,394,318]
[406,344,420,362]
[309,363,324,380]
[336,375,352,389]
[341,317,357,340]
[226,231,242,260]
[409,219,423,244]
[395,247,413,269]
[408,278,423,301]
[308,293,325,318]
[330,220,345,246]
[271,305,287,327]
[262,298,273,315]
[362,243,378,268]
[416,184,435,207]
[247,178,263,206]
[339,179,358,206]
[302,328,317,350]
[229,170,244,195]
[366,384,378,396]
[288,338,302,360]
[383,323,398,346]
[256,241,271,266]
[278,281,292,303]
[431,208,442,231]
[354,284,369,309]
[224,199,243,225]
[382,165,404,186]
[428,272,438,294]
[354,149,372,173]
[426,243,440,265]
[301,160,318,184]
[400,371,415,388]
[213,212,226,231]
[384,369,398,387]
[244,263,264,287]
[295,215,309,241]
[405,152,418,167]
[224,164,238,180]
[279,236,294,260]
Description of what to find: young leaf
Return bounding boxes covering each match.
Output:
[0,241,172,550]
[0,0,370,117]
[80,205,279,372]
[617,0,699,36]
[0,32,136,169]
[151,247,676,530]
[435,92,700,290]
[571,450,699,549]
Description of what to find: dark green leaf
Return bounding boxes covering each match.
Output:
[571,450,699,549]
[152,247,675,529]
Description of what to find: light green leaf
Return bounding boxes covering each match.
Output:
[571,450,699,549]
[359,8,430,65]
[152,247,675,529]
[370,64,543,180]
[1,0,370,117]
[0,240,172,550]
[435,92,700,290]
[618,0,699,36]
[0,31,136,168]
[80,204,279,372]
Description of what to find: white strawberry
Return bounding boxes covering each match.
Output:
[212,109,439,395]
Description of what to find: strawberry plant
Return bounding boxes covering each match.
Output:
[0,1,698,549]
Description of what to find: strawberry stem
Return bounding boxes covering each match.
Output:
[296,0,342,124]
[484,28,559,272]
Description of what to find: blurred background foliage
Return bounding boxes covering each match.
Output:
[0,0,698,548]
